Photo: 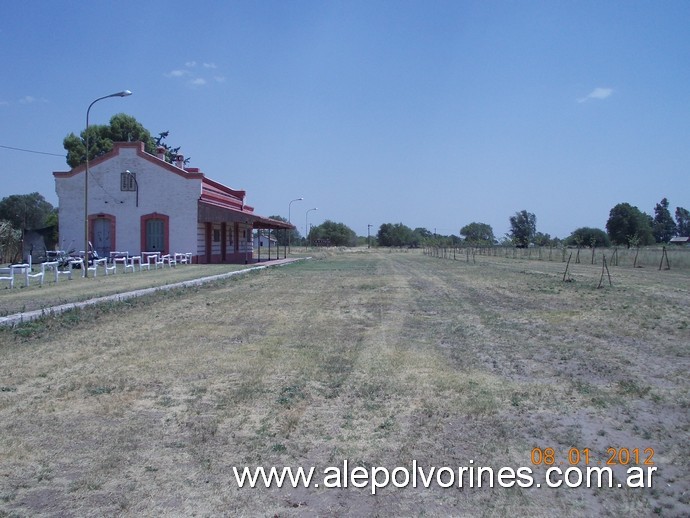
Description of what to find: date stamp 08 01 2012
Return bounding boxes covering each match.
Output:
[531,447,655,467]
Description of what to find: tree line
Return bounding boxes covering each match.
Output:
[376,198,689,249]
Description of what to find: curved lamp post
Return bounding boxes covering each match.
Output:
[305,207,317,250]
[288,197,303,253]
[84,90,132,277]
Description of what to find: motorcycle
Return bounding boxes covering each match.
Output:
[47,242,100,269]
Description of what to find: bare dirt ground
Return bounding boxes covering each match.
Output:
[0,250,688,517]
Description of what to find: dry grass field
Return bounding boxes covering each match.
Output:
[0,250,688,517]
[0,263,250,318]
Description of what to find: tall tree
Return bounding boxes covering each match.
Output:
[652,198,676,243]
[63,113,157,168]
[0,193,55,230]
[675,207,690,236]
[606,202,654,247]
[566,227,610,248]
[410,228,434,247]
[533,232,552,247]
[509,210,537,247]
[0,220,22,263]
[309,220,357,247]
[377,223,414,247]
[460,222,495,245]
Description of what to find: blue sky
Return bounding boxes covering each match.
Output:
[2,1,689,239]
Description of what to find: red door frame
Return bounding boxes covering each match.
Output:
[88,213,116,254]
[140,213,170,254]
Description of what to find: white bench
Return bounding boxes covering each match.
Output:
[50,261,74,282]
[69,258,86,277]
[162,254,176,267]
[125,256,140,273]
[0,264,46,288]
[175,252,193,264]
[23,263,46,287]
[135,255,150,271]
[111,252,129,273]
[0,267,14,289]
[11,264,31,287]
[143,252,163,269]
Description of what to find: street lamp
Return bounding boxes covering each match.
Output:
[84,90,132,277]
[288,197,303,254]
[305,207,317,250]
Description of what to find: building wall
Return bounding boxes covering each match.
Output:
[55,145,201,256]
[196,221,254,263]
[253,234,277,248]
[55,172,86,253]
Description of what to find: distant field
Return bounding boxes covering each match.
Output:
[429,244,690,271]
[0,249,688,516]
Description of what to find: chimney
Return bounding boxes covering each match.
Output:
[156,146,166,160]
[175,154,184,169]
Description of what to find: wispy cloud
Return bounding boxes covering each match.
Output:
[19,96,48,104]
[578,87,614,103]
[165,61,223,87]
[166,69,190,78]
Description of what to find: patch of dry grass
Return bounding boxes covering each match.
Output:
[0,250,688,516]
[0,263,249,317]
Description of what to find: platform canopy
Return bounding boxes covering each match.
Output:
[198,202,294,230]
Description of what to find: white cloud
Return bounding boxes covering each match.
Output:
[19,96,48,104]
[166,69,190,78]
[578,87,614,103]
[166,61,223,87]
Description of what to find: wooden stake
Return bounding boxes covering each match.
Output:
[598,254,612,288]
[659,246,670,270]
[562,252,573,282]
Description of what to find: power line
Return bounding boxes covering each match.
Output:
[0,144,64,157]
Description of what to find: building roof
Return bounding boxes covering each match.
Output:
[53,141,204,180]
[200,177,249,212]
[55,141,294,230]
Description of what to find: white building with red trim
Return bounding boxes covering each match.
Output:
[53,141,292,263]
